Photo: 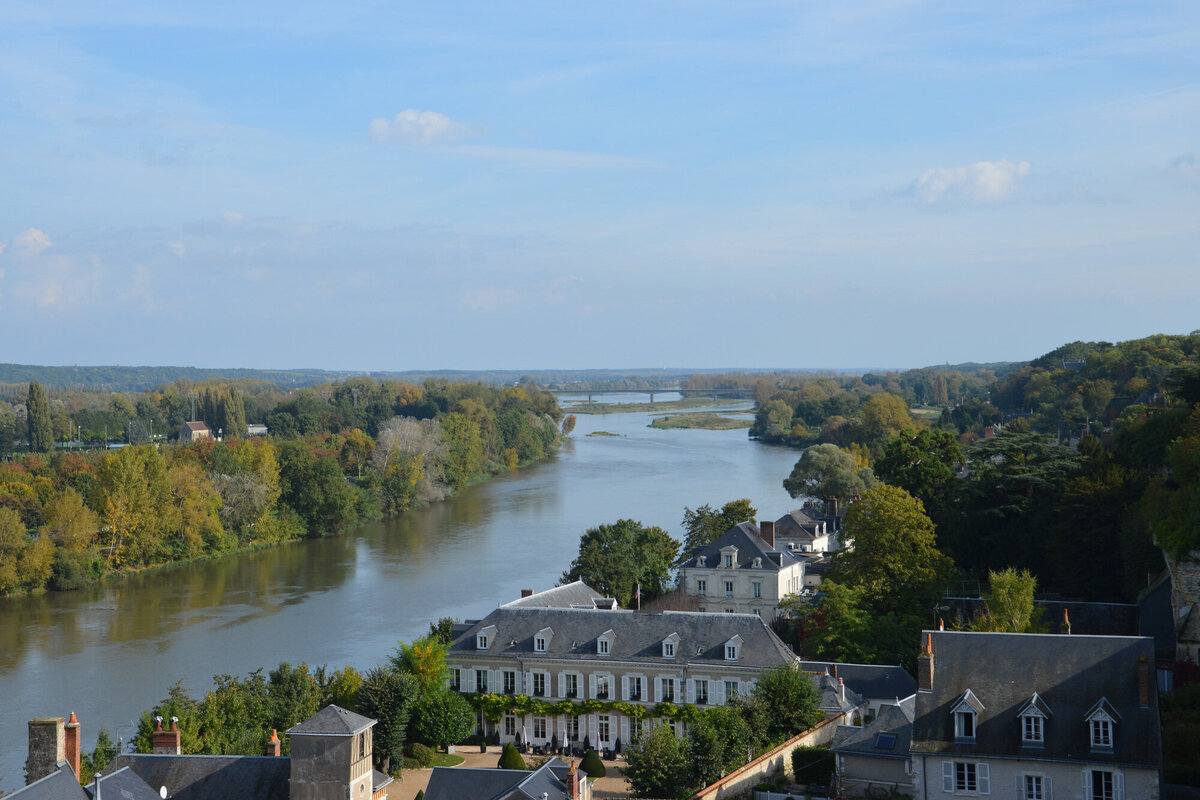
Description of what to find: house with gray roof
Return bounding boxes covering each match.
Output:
[675,519,813,619]
[502,580,616,610]
[445,606,800,750]
[910,631,1162,800]
[832,701,915,798]
[802,661,917,717]
[424,757,590,800]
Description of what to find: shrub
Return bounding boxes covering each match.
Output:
[406,743,435,768]
[498,742,526,770]
[791,745,834,785]
[580,748,606,778]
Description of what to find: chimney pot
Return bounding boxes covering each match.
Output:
[266,729,281,757]
[521,589,534,598]
[918,633,935,692]
[1063,608,1071,636]
[153,716,182,755]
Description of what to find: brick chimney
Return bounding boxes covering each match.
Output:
[568,760,579,800]
[917,633,935,692]
[64,713,82,779]
[760,520,775,548]
[152,716,182,755]
[1138,654,1150,708]
[267,729,281,757]
[830,663,838,680]
[521,589,534,598]
[26,717,66,785]
[827,497,839,517]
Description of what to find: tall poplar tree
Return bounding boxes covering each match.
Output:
[26,380,53,452]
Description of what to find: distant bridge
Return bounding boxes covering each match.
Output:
[546,388,754,404]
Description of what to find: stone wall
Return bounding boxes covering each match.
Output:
[687,712,849,800]
[25,717,65,784]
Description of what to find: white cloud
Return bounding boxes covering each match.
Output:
[914,159,1031,203]
[168,241,186,257]
[368,110,481,145]
[14,228,53,254]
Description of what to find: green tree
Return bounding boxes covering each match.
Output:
[623,725,689,799]
[579,747,606,778]
[874,429,962,523]
[680,499,758,552]
[560,519,680,607]
[498,742,526,770]
[391,636,450,696]
[0,507,27,595]
[27,381,53,453]
[746,665,822,745]
[79,728,118,784]
[410,690,474,750]
[828,485,952,615]
[972,568,1046,632]
[783,444,877,504]
[860,392,915,450]
[357,667,419,774]
[427,617,458,645]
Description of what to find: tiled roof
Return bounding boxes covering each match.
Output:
[910,631,1161,767]
[677,522,803,572]
[109,754,289,800]
[287,705,374,735]
[424,758,576,800]
[182,422,209,432]
[801,662,917,703]
[832,703,914,760]
[449,607,797,669]
[502,581,608,609]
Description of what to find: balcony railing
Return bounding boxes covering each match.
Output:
[566,689,577,698]
[596,689,609,699]
[628,691,641,701]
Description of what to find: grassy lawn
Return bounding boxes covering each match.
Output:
[649,412,753,430]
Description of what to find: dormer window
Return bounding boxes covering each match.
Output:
[535,636,546,652]
[1018,692,1050,747]
[697,556,706,567]
[1085,698,1120,751]
[720,546,737,569]
[752,557,762,568]
[597,629,614,655]
[662,632,679,658]
[534,626,553,653]
[724,635,742,662]
[950,689,984,742]
[724,554,733,568]
[476,624,497,650]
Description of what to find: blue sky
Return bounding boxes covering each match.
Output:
[1,1,1198,371]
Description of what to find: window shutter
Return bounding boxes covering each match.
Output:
[1116,772,1124,800]
[1082,769,1091,798]
[524,671,531,693]
[715,680,725,705]
[977,762,990,795]
[1045,775,1053,800]
[942,762,954,793]
[1015,776,1023,798]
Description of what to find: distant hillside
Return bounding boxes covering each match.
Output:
[0,363,357,392]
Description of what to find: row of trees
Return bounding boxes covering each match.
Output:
[0,381,566,596]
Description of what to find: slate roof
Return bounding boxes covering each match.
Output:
[424,758,576,800]
[676,522,804,573]
[801,662,917,703]
[813,672,865,714]
[449,607,797,669]
[502,580,609,609]
[910,631,1161,768]
[832,703,914,760]
[286,704,374,735]
[1137,572,1177,656]
[944,597,1139,637]
[109,754,290,800]
[774,509,827,542]
[4,763,89,800]
[84,767,163,800]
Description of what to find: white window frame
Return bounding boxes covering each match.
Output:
[695,679,708,704]
[535,636,546,652]
[724,580,734,597]
[1022,774,1049,800]
[1083,769,1122,800]
[942,761,990,795]
[724,554,733,568]
[661,677,675,702]
[598,714,611,743]
[503,712,516,737]
[475,669,489,693]
[629,675,643,701]
[1091,717,1113,749]
[596,675,611,699]
[597,636,610,655]
[725,644,738,661]
[955,710,977,740]
[663,641,675,658]
[752,580,762,598]
[503,670,516,694]
[533,715,547,740]
[697,578,707,595]
[532,672,546,697]
[1022,712,1044,744]
[477,633,488,649]
[450,668,461,691]
[724,680,739,702]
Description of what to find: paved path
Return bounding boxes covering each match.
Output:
[386,746,630,800]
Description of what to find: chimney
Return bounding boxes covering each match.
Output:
[939,618,945,631]
[521,589,534,598]
[831,663,838,680]
[917,633,935,692]
[1063,608,1071,636]
[839,677,846,703]
[65,713,82,779]
[266,729,281,757]
[26,717,66,785]
[1138,655,1150,708]
[760,520,775,549]
[152,716,182,755]
[568,760,580,800]
[827,497,839,517]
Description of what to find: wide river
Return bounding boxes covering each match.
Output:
[0,397,800,791]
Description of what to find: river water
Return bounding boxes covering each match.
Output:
[0,398,799,791]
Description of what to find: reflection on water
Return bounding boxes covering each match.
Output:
[0,404,799,792]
